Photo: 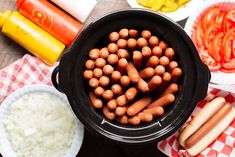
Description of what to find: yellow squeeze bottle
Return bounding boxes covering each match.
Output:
[0,11,65,65]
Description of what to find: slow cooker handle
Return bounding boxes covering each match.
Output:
[51,66,63,92]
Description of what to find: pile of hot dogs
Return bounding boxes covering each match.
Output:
[178,97,235,156]
[83,28,183,125]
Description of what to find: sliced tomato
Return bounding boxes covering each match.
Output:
[233,39,235,57]
[204,24,220,48]
[211,32,224,62]
[201,6,221,32]
[193,22,204,47]
[222,29,234,62]
[226,10,235,22]
[199,51,221,71]
[221,58,235,70]
[215,11,225,26]
[220,68,235,73]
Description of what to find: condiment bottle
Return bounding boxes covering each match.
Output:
[0,11,65,66]
[16,0,83,45]
[50,0,97,23]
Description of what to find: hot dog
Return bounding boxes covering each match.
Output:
[125,87,137,102]
[137,78,149,93]
[89,92,103,109]
[128,116,141,125]
[127,96,152,116]
[171,67,183,83]
[107,99,117,111]
[146,56,159,68]
[139,67,155,79]
[116,58,128,74]
[102,106,115,120]
[116,115,128,124]
[142,46,152,60]
[137,112,153,123]
[143,106,164,117]
[148,75,162,92]
[115,106,127,116]
[178,97,235,156]
[147,94,175,108]
[161,83,179,96]
[126,62,140,83]
[116,95,127,107]
[133,50,143,69]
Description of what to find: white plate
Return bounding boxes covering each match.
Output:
[0,84,84,157]
[184,0,235,85]
[126,0,204,21]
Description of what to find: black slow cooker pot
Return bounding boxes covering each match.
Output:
[51,9,210,144]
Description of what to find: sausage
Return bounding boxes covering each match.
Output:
[185,103,233,149]
[137,112,153,123]
[128,116,141,125]
[83,70,93,80]
[146,56,159,68]
[132,50,143,69]
[137,78,149,93]
[137,37,148,48]
[115,106,127,116]
[116,115,128,124]
[171,68,183,82]
[99,76,110,87]
[93,68,103,79]
[142,46,152,60]
[157,72,172,93]
[119,28,129,39]
[126,62,140,83]
[102,90,114,100]
[108,43,118,54]
[95,58,106,68]
[128,29,138,38]
[89,92,103,109]
[155,65,165,76]
[147,94,175,108]
[117,39,127,49]
[107,99,117,111]
[127,96,152,116]
[152,46,163,57]
[94,86,105,97]
[116,95,127,107]
[107,54,119,65]
[149,36,159,47]
[102,106,115,120]
[109,32,119,42]
[141,30,151,39]
[127,38,137,49]
[99,47,109,59]
[111,84,123,95]
[116,58,128,74]
[159,56,170,67]
[143,106,165,116]
[117,49,129,58]
[168,61,178,73]
[161,83,179,96]
[139,67,155,79]
[111,71,121,82]
[159,40,168,50]
[120,75,131,87]
[103,64,114,75]
[85,60,95,70]
[165,47,175,60]
[148,75,162,92]
[89,48,100,60]
[89,78,99,88]
[125,87,137,102]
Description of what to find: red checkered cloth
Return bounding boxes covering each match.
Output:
[0,54,55,103]
[158,88,235,157]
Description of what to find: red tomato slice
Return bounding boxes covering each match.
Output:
[199,51,221,71]
[215,11,225,26]
[193,22,204,47]
[222,58,235,69]
[222,29,234,62]
[204,24,220,48]
[201,6,221,32]
[220,68,235,73]
[211,32,223,62]
[233,39,235,57]
[226,10,235,22]
[222,10,235,32]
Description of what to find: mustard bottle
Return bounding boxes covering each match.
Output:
[0,11,65,65]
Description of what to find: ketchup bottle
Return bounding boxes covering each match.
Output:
[0,11,65,66]
[16,0,83,45]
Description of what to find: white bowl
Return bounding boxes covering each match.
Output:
[0,84,84,157]
[126,0,204,21]
[184,0,235,85]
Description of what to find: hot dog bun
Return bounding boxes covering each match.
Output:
[178,97,226,147]
[187,107,235,156]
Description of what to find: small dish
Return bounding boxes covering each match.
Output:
[0,84,84,157]
[126,0,204,21]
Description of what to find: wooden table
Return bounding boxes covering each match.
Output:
[0,0,187,156]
